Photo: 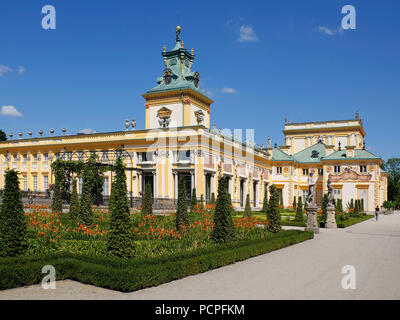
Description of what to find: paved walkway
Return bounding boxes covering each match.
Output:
[1,212,400,300]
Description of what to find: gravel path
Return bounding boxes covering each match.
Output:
[1,213,399,300]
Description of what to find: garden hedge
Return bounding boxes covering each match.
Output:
[0,230,313,292]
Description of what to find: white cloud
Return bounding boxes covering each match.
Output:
[238,25,259,42]
[78,128,97,134]
[221,88,238,94]
[0,65,12,77]
[0,105,23,117]
[17,66,25,75]
[316,26,343,36]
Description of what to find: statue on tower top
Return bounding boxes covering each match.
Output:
[176,25,181,42]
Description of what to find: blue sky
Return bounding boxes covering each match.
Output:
[0,0,399,160]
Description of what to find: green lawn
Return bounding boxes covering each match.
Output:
[336,215,374,228]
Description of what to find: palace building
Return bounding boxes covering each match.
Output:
[0,27,388,212]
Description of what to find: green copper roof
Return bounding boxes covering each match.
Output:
[147,27,208,97]
[322,149,381,161]
[271,147,293,161]
[292,142,326,164]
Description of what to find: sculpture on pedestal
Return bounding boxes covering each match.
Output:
[306,173,316,206]
[305,173,319,233]
[326,178,337,228]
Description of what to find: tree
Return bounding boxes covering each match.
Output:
[321,193,328,223]
[354,199,360,215]
[190,188,197,212]
[78,164,94,225]
[211,176,235,243]
[86,154,104,206]
[295,196,303,222]
[0,129,7,142]
[51,165,63,213]
[69,178,79,220]
[292,196,297,211]
[142,183,153,215]
[336,199,343,213]
[244,194,252,217]
[107,157,134,258]
[262,187,269,213]
[382,158,400,205]
[176,176,189,233]
[0,170,27,257]
[266,185,281,233]
[199,194,205,210]
[210,192,216,205]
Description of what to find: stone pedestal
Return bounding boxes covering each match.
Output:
[305,203,319,233]
[326,204,337,229]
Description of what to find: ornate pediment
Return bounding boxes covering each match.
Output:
[328,167,372,182]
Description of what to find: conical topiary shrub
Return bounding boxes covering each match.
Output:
[210,192,216,204]
[262,186,269,213]
[292,196,297,211]
[190,187,197,212]
[176,176,189,233]
[266,185,281,233]
[69,178,80,220]
[107,157,134,258]
[78,165,94,226]
[200,194,205,210]
[142,183,153,215]
[295,196,303,222]
[0,170,28,257]
[211,176,235,243]
[244,194,252,217]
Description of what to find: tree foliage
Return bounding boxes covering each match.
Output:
[244,194,252,217]
[69,178,79,220]
[210,192,216,204]
[266,185,281,233]
[211,176,235,243]
[78,164,94,226]
[295,196,303,222]
[176,176,189,233]
[0,129,7,142]
[142,183,153,215]
[190,188,197,212]
[107,157,134,258]
[262,186,269,213]
[0,170,27,257]
[382,158,400,206]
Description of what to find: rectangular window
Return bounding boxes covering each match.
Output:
[318,168,323,175]
[276,167,282,174]
[44,153,49,161]
[333,189,341,199]
[23,176,27,191]
[44,176,48,191]
[360,165,367,173]
[142,152,154,162]
[33,176,37,192]
[303,169,309,176]
[23,154,28,162]
[33,154,38,162]
[334,165,341,173]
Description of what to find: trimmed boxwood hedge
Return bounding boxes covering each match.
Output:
[0,230,313,292]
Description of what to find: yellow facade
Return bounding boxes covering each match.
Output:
[0,29,387,212]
